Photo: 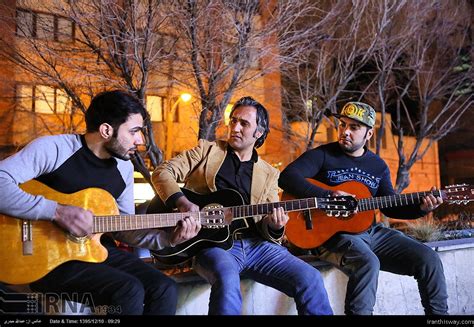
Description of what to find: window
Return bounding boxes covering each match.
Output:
[35,85,56,113]
[223,104,234,125]
[306,99,313,113]
[36,13,54,40]
[57,17,73,42]
[16,84,72,114]
[16,84,33,111]
[16,10,34,38]
[16,9,74,42]
[147,95,164,122]
[248,46,261,69]
[55,89,70,114]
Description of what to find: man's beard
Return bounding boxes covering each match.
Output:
[105,137,134,161]
[338,138,364,154]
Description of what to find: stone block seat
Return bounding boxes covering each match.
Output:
[3,239,474,315]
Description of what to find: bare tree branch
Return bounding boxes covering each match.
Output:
[0,0,176,171]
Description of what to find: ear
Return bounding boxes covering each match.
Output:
[99,123,113,139]
[253,128,263,139]
[366,127,374,140]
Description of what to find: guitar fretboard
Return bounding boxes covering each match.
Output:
[358,190,443,211]
[92,212,203,233]
[230,198,318,218]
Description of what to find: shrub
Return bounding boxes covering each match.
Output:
[405,215,445,242]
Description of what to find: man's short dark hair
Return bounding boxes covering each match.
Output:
[229,96,270,149]
[85,90,147,135]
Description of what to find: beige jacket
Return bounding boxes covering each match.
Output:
[152,139,283,243]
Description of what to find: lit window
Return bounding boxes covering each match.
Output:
[133,171,155,204]
[16,84,72,114]
[306,99,313,113]
[16,85,33,111]
[134,183,156,204]
[35,85,56,114]
[56,89,71,114]
[147,95,164,122]
[224,104,234,125]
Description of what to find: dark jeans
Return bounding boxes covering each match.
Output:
[30,238,177,315]
[193,237,333,315]
[314,223,448,315]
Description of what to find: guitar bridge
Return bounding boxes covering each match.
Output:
[303,210,313,230]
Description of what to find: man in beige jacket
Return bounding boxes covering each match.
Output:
[152,96,332,315]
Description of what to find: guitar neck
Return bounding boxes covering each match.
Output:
[230,197,319,219]
[358,189,443,212]
[92,212,200,233]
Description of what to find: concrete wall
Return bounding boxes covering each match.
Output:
[175,239,474,315]
[7,239,472,315]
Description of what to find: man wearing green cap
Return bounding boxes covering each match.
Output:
[279,101,448,315]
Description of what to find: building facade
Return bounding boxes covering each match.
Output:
[0,0,442,197]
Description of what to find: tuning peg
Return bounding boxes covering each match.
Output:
[447,183,468,187]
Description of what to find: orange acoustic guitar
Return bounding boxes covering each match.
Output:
[282,179,473,250]
[0,180,230,285]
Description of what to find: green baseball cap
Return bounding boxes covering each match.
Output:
[335,102,376,128]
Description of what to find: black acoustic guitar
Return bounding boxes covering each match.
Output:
[146,188,354,265]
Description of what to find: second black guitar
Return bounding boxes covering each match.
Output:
[146,188,354,265]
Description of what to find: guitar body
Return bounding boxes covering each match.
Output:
[0,180,118,285]
[282,180,374,249]
[147,188,248,265]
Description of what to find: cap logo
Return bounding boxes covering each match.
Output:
[338,102,376,127]
[341,103,366,120]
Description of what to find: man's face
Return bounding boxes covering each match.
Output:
[105,113,144,160]
[337,117,373,154]
[228,105,262,152]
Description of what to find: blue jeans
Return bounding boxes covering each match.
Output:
[193,237,333,315]
[314,223,448,315]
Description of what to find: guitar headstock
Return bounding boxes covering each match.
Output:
[317,196,358,218]
[443,184,474,205]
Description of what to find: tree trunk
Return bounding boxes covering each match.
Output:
[395,165,410,194]
[198,109,217,141]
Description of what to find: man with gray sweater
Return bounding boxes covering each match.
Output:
[0,90,188,315]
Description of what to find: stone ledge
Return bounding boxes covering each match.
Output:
[5,239,473,315]
[175,240,474,315]
[426,237,474,252]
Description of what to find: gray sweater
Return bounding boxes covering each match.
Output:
[0,134,170,250]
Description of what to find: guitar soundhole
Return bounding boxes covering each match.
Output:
[336,214,352,221]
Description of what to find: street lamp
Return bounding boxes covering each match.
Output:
[165,93,192,160]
